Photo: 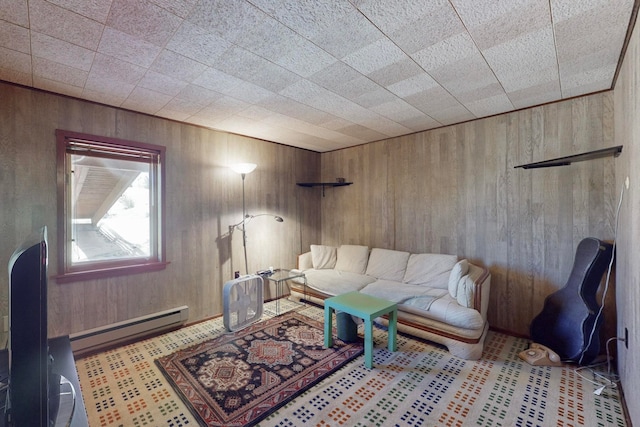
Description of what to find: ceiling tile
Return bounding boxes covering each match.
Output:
[387,73,439,98]
[554,1,631,63]
[33,76,83,98]
[0,19,30,53]
[0,45,31,75]
[0,0,29,26]
[432,104,476,126]
[106,0,183,46]
[388,3,466,54]
[355,0,448,35]
[271,35,337,78]
[310,10,384,58]
[412,32,477,71]
[150,49,207,82]
[455,0,550,50]
[148,0,198,18]
[464,93,514,117]
[98,27,162,68]
[429,54,499,97]
[351,87,399,109]
[138,70,188,97]
[508,80,561,109]
[342,38,406,75]
[31,32,95,71]
[161,96,209,117]
[400,115,440,132]
[175,84,221,107]
[45,0,113,23]
[367,58,424,87]
[29,0,104,50]
[370,98,429,124]
[309,61,382,101]
[404,86,459,114]
[561,63,617,96]
[550,0,632,23]
[483,26,558,92]
[81,87,127,107]
[32,56,87,87]
[122,86,172,114]
[257,94,335,125]
[166,21,232,67]
[335,123,390,142]
[92,53,147,86]
[186,0,268,45]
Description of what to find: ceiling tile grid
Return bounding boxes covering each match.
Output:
[0,0,635,151]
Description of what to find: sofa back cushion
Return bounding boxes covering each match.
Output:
[334,245,370,274]
[403,253,458,288]
[310,245,337,269]
[365,248,410,281]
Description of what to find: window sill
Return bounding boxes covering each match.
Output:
[56,261,170,284]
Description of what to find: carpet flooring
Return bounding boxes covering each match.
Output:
[75,299,628,426]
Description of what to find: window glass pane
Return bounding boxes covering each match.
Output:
[71,155,152,263]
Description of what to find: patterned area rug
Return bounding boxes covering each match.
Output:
[155,311,363,426]
[75,300,628,426]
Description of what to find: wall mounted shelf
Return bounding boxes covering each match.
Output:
[514,145,622,169]
[297,182,352,196]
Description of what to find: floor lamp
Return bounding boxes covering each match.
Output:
[229,163,284,275]
[230,163,256,275]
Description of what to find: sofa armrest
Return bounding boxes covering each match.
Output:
[466,264,491,320]
[297,251,312,270]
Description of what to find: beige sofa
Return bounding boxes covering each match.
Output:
[289,244,491,360]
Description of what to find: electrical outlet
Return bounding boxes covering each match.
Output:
[625,176,630,189]
[625,327,629,349]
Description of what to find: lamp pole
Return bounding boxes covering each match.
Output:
[230,163,257,276]
[240,172,249,275]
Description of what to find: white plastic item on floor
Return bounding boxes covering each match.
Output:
[223,275,264,332]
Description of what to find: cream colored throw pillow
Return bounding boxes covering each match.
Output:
[310,245,337,269]
[334,245,370,274]
[365,248,410,281]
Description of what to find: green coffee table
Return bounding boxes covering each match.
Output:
[324,291,398,369]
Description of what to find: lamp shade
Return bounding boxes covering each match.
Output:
[230,163,257,175]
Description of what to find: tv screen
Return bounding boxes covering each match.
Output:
[6,226,49,426]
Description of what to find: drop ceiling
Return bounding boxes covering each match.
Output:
[0,0,637,152]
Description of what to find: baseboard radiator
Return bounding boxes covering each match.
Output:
[69,305,189,355]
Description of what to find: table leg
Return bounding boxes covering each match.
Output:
[364,318,373,369]
[388,309,398,352]
[324,305,333,348]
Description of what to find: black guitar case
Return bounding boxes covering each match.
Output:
[530,237,613,365]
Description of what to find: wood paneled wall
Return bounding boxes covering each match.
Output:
[320,93,617,337]
[613,14,640,424]
[0,82,321,337]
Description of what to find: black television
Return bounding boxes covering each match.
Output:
[5,226,75,426]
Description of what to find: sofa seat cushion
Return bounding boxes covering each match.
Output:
[360,280,483,330]
[360,280,447,307]
[303,269,376,296]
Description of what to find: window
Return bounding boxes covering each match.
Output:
[56,130,166,283]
